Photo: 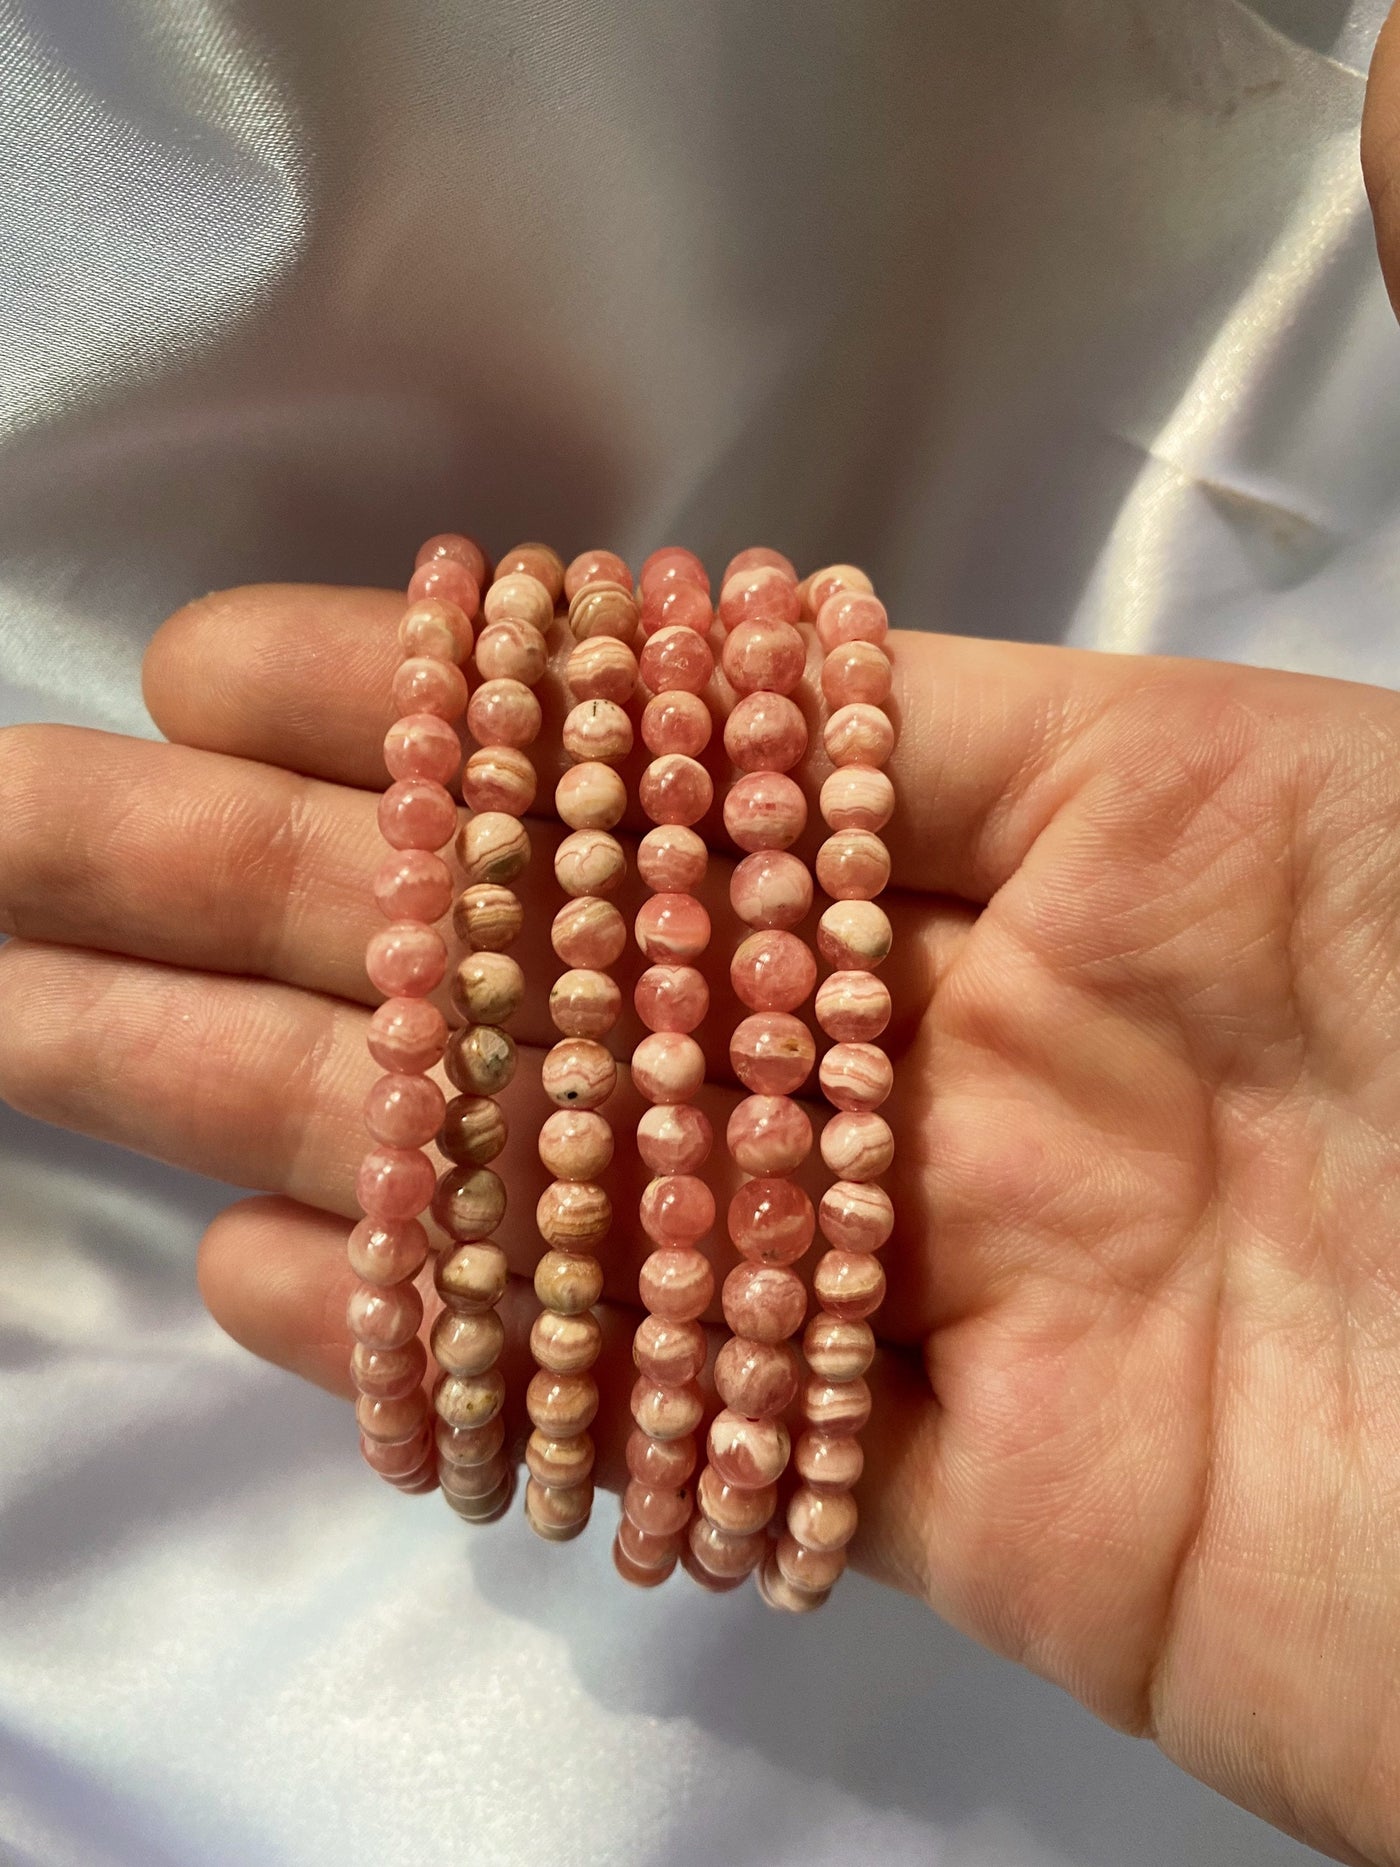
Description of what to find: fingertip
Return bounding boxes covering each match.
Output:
[199,1193,356,1396]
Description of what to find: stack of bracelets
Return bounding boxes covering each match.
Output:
[351,532,895,1612]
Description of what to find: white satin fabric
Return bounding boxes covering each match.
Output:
[0,2,1394,1862]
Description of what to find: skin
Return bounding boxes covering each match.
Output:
[5,24,1400,1865]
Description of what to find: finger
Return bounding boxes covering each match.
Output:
[146,580,1159,902]
[0,723,968,1081]
[199,1192,939,1598]
[0,940,937,1341]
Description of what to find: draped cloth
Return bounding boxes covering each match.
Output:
[0,2,1391,1860]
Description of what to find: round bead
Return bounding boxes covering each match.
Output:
[482,570,553,631]
[633,1314,707,1385]
[757,1556,830,1614]
[727,1176,815,1266]
[616,1514,680,1572]
[801,1375,872,1437]
[360,1402,430,1454]
[639,545,710,598]
[814,970,892,1042]
[541,1038,617,1110]
[431,1307,505,1377]
[444,1471,512,1520]
[374,849,453,923]
[554,828,626,898]
[534,1249,604,1314]
[723,692,807,772]
[636,1102,713,1175]
[415,533,489,587]
[563,698,633,764]
[681,1540,747,1593]
[719,618,805,697]
[552,896,627,968]
[526,1428,596,1487]
[804,1314,876,1381]
[641,689,711,757]
[530,1309,602,1374]
[804,564,875,619]
[697,1466,777,1535]
[384,712,460,784]
[634,895,711,964]
[474,617,548,685]
[820,1042,893,1113]
[458,812,531,885]
[813,1248,887,1320]
[556,761,626,830]
[707,1410,790,1489]
[437,1094,507,1166]
[565,635,638,703]
[461,745,536,817]
[439,1450,510,1503]
[377,779,457,853]
[818,899,893,971]
[637,824,707,892]
[729,1012,815,1094]
[398,598,472,664]
[568,583,639,643]
[437,1416,506,1468]
[347,1217,429,1287]
[640,754,713,826]
[634,964,709,1034]
[444,1023,516,1096]
[640,579,712,637]
[718,566,801,632]
[351,1338,425,1400]
[824,702,894,769]
[565,548,632,599]
[548,968,622,1038]
[725,1094,812,1175]
[525,1478,592,1541]
[626,1427,697,1486]
[631,1032,705,1103]
[538,1108,614,1180]
[722,546,797,587]
[623,1480,693,1537]
[723,771,807,851]
[640,625,714,696]
[432,1166,506,1241]
[631,1376,704,1440]
[407,558,480,615]
[819,1180,894,1251]
[392,656,468,721]
[467,678,541,749]
[820,765,894,833]
[452,883,523,952]
[729,850,812,930]
[821,639,892,708]
[815,587,886,649]
[365,923,447,997]
[722,1263,807,1343]
[437,1242,509,1313]
[527,1370,598,1437]
[714,1336,800,1416]
[638,1246,714,1321]
[449,951,525,1024]
[367,996,446,1074]
[364,1073,446,1149]
[639,1174,715,1247]
[496,543,565,601]
[820,832,887,905]
[730,929,817,1013]
[774,1532,847,1592]
[614,1540,677,1588]
[536,1179,611,1251]
[788,1484,858,1552]
[820,1111,894,1182]
[347,1279,423,1349]
[356,1147,435,1221]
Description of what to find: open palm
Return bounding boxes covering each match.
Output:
[2,586,1399,1865]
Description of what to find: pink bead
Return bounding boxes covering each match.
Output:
[347,1217,430,1286]
[825,702,895,769]
[803,564,874,619]
[566,636,639,703]
[631,1031,706,1103]
[377,778,457,852]
[568,582,638,643]
[697,1465,778,1534]
[360,1428,432,1478]
[407,558,480,616]
[640,755,713,827]
[794,1429,865,1489]
[820,1180,895,1251]
[616,1520,680,1580]
[631,1375,705,1441]
[623,1480,693,1537]
[775,1530,847,1592]
[475,618,548,685]
[634,894,711,964]
[373,849,453,922]
[347,1277,424,1350]
[440,1416,507,1467]
[718,565,802,630]
[638,1246,714,1321]
[730,930,816,1013]
[636,1102,713,1174]
[726,1094,812,1175]
[392,656,468,721]
[815,589,888,651]
[814,969,892,1042]
[461,745,536,816]
[548,968,622,1039]
[398,598,472,664]
[626,1427,697,1486]
[497,542,565,601]
[788,1484,858,1552]
[639,545,710,599]
[804,1314,876,1381]
[727,1175,816,1266]
[356,1387,429,1445]
[364,1072,447,1148]
[540,1038,617,1110]
[641,689,712,757]
[821,1110,895,1181]
[707,1410,790,1488]
[351,1338,426,1399]
[722,546,797,587]
[634,964,709,1033]
[680,1540,747,1593]
[356,1146,436,1221]
[722,1263,807,1343]
[729,850,812,930]
[483,570,553,631]
[640,580,713,638]
[415,532,489,588]
[639,625,714,696]
[538,1107,614,1180]
[715,1336,799,1415]
[563,698,633,765]
[688,1517,766,1580]
[820,1042,893,1113]
[801,1374,872,1436]
[556,761,627,831]
[467,678,541,749]
[633,1314,707,1385]
[719,618,805,697]
[637,824,708,893]
[640,1174,716,1247]
[729,1012,815,1094]
[555,829,627,899]
[723,772,807,851]
[816,831,891,901]
[821,639,892,708]
[552,896,627,968]
[818,899,893,971]
[813,1248,887,1320]
[564,548,632,599]
[383,712,461,784]
[723,691,808,773]
[365,922,447,997]
[820,765,895,833]
[367,996,447,1074]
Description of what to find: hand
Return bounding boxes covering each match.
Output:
[4,586,1400,1861]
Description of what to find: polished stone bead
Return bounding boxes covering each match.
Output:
[565,635,638,703]
[823,701,894,769]
[392,656,468,722]
[815,830,891,902]
[437,1415,506,1467]
[639,625,714,696]
[639,1173,715,1246]
[526,1428,596,1487]
[819,764,895,833]
[541,1037,617,1109]
[719,618,805,697]
[367,996,447,1074]
[723,691,807,772]
[803,1313,876,1380]
[384,711,461,784]
[398,597,473,664]
[634,895,711,964]
[378,778,457,853]
[636,823,708,892]
[365,922,447,997]
[457,811,531,885]
[729,1011,815,1094]
[467,678,542,750]
[525,1477,593,1541]
[356,1147,436,1221]
[818,899,893,971]
[788,1484,859,1552]
[639,578,713,638]
[631,1031,706,1103]
[714,1335,799,1416]
[364,1073,446,1149]
[474,617,548,685]
[639,545,710,598]
[414,532,490,589]
[563,697,633,764]
[443,1023,516,1096]
[639,753,713,826]
[637,1246,714,1321]
[632,1314,707,1385]
[679,1540,747,1592]
[552,896,627,968]
[641,688,712,757]
[361,1425,432,1477]
[697,1466,778,1534]
[775,1531,848,1592]
[347,1277,423,1349]
[815,586,886,648]
[554,829,627,898]
[461,745,536,817]
[819,1178,894,1251]
[556,760,627,830]
[436,1241,509,1314]
[440,1449,510,1502]
[407,558,480,616]
[482,569,553,631]
[721,546,797,587]
[625,1427,697,1487]
[351,1338,426,1400]
[631,1376,704,1440]
[821,638,893,708]
[617,1514,682,1572]
[432,1165,507,1240]
[538,1107,614,1180]
[814,969,892,1043]
[534,1249,604,1315]
[820,1110,895,1182]
[729,850,812,931]
[564,548,632,599]
[723,771,807,851]
[636,1101,713,1174]
[548,967,623,1038]
[634,964,709,1034]
[730,929,817,1012]
[444,1471,512,1520]
[757,1555,830,1614]
[819,1041,893,1113]
[802,564,874,620]
[707,1408,791,1489]
[567,582,639,643]
[530,1309,602,1374]
[536,1179,611,1251]
[613,1540,677,1588]
[718,565,801,631]
[623,1480,693,1537]
[374,849,454,923]
[449,950,525,1024]
[727,1175,815,1266]
[801,1374,872,1437]
[431,1307,505,1377]
[496,542,566,602]
[527,1369,598,1437]
[813,1248,887,1320]
[452,883,523,952]
[347,1216,430,1287]
[726,1094,812,1175]
[722,1263,807,1343]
